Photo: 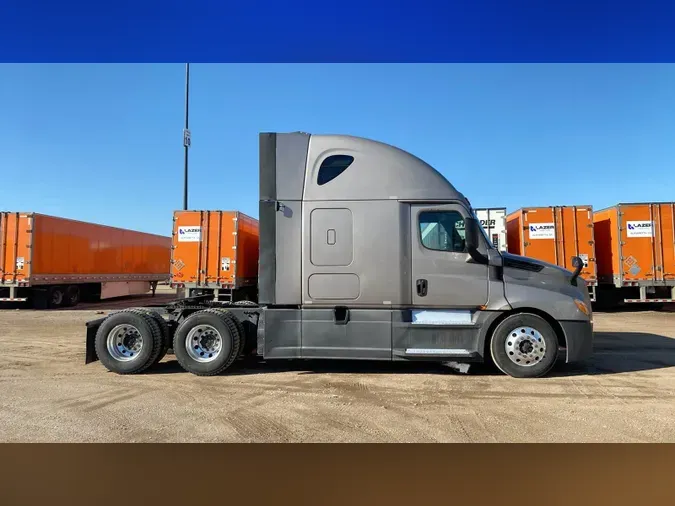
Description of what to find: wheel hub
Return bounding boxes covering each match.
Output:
[504,326,546,368]
[107,324,144,362]
[186,325,223,363]
[520,341,534,354]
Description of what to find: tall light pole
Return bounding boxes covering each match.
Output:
[182,63,191,211]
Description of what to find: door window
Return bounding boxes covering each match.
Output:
[418,211,466,253]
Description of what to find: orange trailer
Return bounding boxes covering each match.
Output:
[0,212,171,308]
[506,206,597,300]
[170,210,259,301]
[594,202,675,303]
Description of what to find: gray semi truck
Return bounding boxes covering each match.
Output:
[85,132,593,379]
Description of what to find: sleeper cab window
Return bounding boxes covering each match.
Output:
[419,210,466,253]
[317,155,354,186]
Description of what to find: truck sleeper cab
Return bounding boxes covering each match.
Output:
[85,132,593,379]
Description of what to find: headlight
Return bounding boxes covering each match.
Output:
[574,299,590,316]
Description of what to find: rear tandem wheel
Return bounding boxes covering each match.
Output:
[94,309,165,374]
[172,309,242,376]
[134,308,171,364]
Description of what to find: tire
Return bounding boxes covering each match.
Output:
[211,308,247,357]
[94,309,164,374]
[489,313,559,379]
[234,300,258,307]
[48,286,66,309]
[173,309,242,376]
[135,308,171,364]
[63,285,81,308]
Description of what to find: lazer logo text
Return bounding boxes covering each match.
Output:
[529,222,555,240]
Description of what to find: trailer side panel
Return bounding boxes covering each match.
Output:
[31,214,170,283]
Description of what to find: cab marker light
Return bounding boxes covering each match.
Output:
[574,299,590,315]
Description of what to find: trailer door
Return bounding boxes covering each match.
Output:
[619,203,660,282]
[477,208,507,251]
[411,204,489,307]
[0,212,31,285]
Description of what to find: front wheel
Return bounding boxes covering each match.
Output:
[489,313,559,378]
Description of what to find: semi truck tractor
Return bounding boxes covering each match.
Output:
[84,132,593,379]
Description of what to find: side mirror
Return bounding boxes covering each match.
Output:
[464,218,489,265]
[570,256,583,284]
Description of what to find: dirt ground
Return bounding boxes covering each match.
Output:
[1,296,674,442]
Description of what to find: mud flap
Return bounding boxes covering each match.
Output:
[85,317,106,364]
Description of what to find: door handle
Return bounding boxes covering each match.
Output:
[416,279,428,297]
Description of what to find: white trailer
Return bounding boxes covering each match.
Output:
[474,207,507,251]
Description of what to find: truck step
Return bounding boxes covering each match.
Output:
[396,348,478,359]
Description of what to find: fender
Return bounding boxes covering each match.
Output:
[85,317,106,364]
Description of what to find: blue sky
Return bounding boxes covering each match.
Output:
[0,64,673,236]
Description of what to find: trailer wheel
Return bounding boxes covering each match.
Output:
[63,285,81,307]
[48,286,66,308]
[135,308,171,364]
[489,313,559,379]
[94,309,164,374]
[173,309,242,376]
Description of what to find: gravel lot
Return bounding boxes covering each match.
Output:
[1,297,674,442]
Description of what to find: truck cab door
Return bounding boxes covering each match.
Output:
[411,204,489,307]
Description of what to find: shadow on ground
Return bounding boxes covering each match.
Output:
[558,331,675,376]
[146,330,675,378]
[150,357,453,376]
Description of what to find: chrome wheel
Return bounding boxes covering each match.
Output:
[505,326,546,367]
[186,324,223,363]
[106,324,144,361]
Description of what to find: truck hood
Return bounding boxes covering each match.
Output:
[500,251,575,279]
[499,251,592,320]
